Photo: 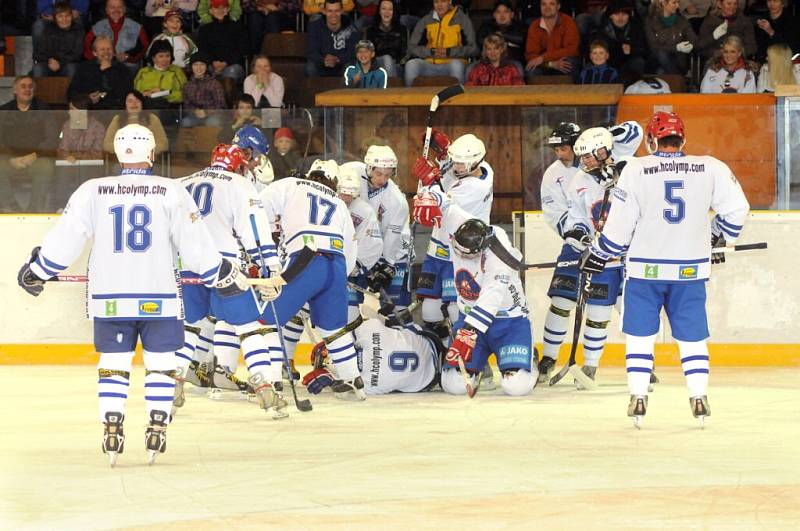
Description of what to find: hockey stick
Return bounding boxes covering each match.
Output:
[249,214,312,413]
[406,84,466,293]
[302,108,314,160]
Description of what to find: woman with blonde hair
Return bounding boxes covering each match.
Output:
[700,34,757,93]
[466,33,523,86]
[757,43,800,93]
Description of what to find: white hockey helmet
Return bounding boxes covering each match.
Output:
[114,124,155,166]
[337,165,361,199]
[307,158,340,190]
[573,127,614,183]
[448,134,485,178]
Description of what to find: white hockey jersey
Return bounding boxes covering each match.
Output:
[30,170,222,320]
[595,152,750,282]
[180,167,279,269]
[540,158,578,238]
[260,177,357,274]
[354,318,438,394]
[341,161,410,265]
[442,205,529,333]
[424,161,494,260]
[348,196,383,274]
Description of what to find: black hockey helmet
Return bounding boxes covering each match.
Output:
[453,219,491,258]
[546,122,581,148]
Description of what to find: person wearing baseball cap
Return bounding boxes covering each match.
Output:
[344,40,388,88]
[145,8,198,68]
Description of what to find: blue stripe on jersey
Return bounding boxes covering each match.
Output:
[430,237,449,249]
[467,311,492,327]
[200,265,220,280]
[718,225,740,238]
[556,212,568,238]
[91,293,177,299]
[576,223,591,235]
[34,256,60,277]
[40,254,67,271]
[285,229,346,249]
[471,306,494,321]
[332,351,358,363]
[627,257,710,265]
[598,234,626,254]
[221,251,237,258]
[716,217,743,231]
[328,343,354,355]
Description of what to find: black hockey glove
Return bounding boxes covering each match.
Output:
[366,259,396,293]
[711,233,726,265]
[214,259,252,298]
[18,246,46,297]
[579,248,607,275]
[563,228,592,252]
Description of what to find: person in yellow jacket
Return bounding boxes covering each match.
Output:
[133,40,187,108]
[404,0,478,86]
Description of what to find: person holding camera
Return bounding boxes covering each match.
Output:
[68,34,134,110]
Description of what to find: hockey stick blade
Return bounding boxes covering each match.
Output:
[457,356,477,398]
[569,364,598,391]
[430,84,465,114]
[549,363,571,386]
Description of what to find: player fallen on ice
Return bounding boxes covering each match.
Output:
[578,111,750,428]
[16,124,251,466]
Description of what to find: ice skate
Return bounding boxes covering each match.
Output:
[250,375,289,420]
[101,412,125,468]
[627,395,648,429]
[690,395,710,429]
[648,371,659,392]
[145,410,168,465]
[575,365,597,390]
[537,356,556,384]
[479,364,496,391]
[208,365,252,400]
[282,359,301,381]
[332,376,367,401]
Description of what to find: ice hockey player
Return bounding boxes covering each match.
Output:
[233,124,273,191]
[412,194,537,395]
[175,143,289,420]
[579,111,750,428]
[16,124,250,466]
[340,145,411,308]
[537,122,643,388]
[258,159,366,399]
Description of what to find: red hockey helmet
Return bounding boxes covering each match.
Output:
[646,111,685,152]
[210,143,246,173]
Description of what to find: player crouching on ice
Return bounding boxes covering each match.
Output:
[16,124,252,466]
[413,197,537,396]
[578,111,749,428]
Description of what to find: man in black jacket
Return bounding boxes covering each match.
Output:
[68,35,133,110]
[198,0,247,83]
[306,0,359,77]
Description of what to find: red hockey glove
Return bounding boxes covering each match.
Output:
[301,367,335,394]
[412,157,441,187]
[445,326,478,367]
[413,192,442,228]
[310,340,329,369]
[421,128,451,161]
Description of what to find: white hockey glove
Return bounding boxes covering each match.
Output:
[676,41,694,53]
[214,259,250,298]
[712,21,728,41]
[563,228,593,252]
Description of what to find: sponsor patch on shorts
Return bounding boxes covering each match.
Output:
[679,264,698,279]
[138,300,162,316]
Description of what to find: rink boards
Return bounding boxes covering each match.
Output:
[0,212,798,366]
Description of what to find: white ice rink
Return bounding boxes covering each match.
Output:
[1,365,799,530]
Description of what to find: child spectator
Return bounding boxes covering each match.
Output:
[578,39,620,83]
[198,0,248,83]
[242,0,300,56]
[344,40,389,88]
[182,53,227,126]
[198,0,243,23]
[365,0,407,78]
[103,90,169,155]
[218,94,263,142]
[32,1,89,44]
[306,0,360,77]
[700,34,757,93]
[146,9,198,68]
[477,0,529,67]
[32,1,85,77]
[244,55,285,107]
[144,1,200,38]
[757,42,800,93]
[466,33,524,86]
[588,0,647,86]
[134,40,188,108]
[268,127,302,179]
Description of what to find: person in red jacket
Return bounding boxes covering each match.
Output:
[524,0,580,82]
[466,33,524,86]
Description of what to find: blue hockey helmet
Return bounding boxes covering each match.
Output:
[233,125,269,157]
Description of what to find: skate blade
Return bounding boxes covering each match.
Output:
[697,416,706,429]
[632,416,643,429]
[335,389,367,401]
[569,365,597,391]
[147,450,158,465]
[208,389,249,401]
[269,408,290,420]
[108,452,119,468]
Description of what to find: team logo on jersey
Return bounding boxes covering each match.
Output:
[189,211,201,223]
[138,300,162,316]
[331,238,344,250]
[644,264,659,279]
[590,200,611,231]
[249,198,262,208]
[679,265,698,279]
[350,213,363,228]
[455,269,481,301]
[303,235,315,246]
[105,300,117,317]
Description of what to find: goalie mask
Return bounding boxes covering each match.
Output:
[453,219,491,258]
[364,145,398,189]
[448,134,486,178]
[574,127,615,185]
[114,124,156,166]
[646,111,686,153]
[252,155,274,185]
[307,159,339,191]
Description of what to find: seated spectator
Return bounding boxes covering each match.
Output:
[32,2,84,78]
[83,0,151,71]
[244,55,285,107]
[344,40,389,87]
[134,41,187,109]
[576,0,611,41]
[182,53,227,126]
[645,0,697,75]
[0,76,56,212]
[466,33,525,85]
[365,0,408,78]
[757,42,800,92]
[243,0,299,56]
[355,0,379,29]
[32,1,89,43]
[753,0,799,62]
[405,0,478,86]
[103,90,169,155]
[524,0,580,82]
[145,9,198,68]
[68,35,133,110]
[578,39,620,83]
[144,1,200,38]
[588,0,647,85]
[477,0,529,67]
[198,0,248,83]
[304,0,355,19]
[198,0,243,23]
[700,34,757,92]
[218,94,263,142]
[679,0,713,33]
[306,0,360,77]
[697,0,756,60]
[268,126,301,179]
[55,93,106,205]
